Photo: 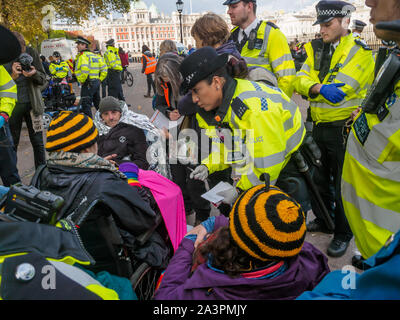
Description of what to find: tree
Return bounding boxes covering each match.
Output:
[0,0,134,44]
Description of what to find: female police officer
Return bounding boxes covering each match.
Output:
[180,47,306,207]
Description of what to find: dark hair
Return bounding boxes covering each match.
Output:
[205,66,229,85]
[142,45,150,53]
[198,227,258,277]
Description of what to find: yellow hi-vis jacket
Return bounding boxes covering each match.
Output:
[294,33,374,124]
[341,80,400,259]
[0,66,17,117]
[49,60,70,79]
[75,50,107,84]
[104,46,123,72]
[197,78,305,191]
[231,21,296,98]
[95,53,108,82]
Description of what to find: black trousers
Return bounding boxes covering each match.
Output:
[108,70,124,101]
[146,73,156,96]
[311,124,353,242]
[170,163,211,222]
[8,102,46,169]
[80,79,100,118]
[0,123,20,186]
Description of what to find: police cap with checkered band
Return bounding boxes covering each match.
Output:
[313,0,356,26]
[179,46,229,95]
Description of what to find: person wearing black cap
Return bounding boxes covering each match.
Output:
[293,0,375,258]
[0,25,21,186]
[103,39,124,101]
[75,36,107,118]
[224,0,296,98]
[351,19,367,38]
[180,47,308,211]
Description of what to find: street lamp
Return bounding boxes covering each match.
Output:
[176,0,184,44]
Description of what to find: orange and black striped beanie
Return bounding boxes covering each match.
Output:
[46,111,99,153]
[229,184,306,261]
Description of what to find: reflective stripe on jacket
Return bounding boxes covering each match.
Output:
[104,46,123,72]
[49,61,70,79]
[95,53,108,82]
[197,78,305,191]
[341,82,400,259]
[143,54,157,75]
[0,65,17,116]
[75,51,103,84]
[294,33,375,123]
[232,21,296,98]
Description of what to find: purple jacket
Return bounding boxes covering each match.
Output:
[154,215,330,300]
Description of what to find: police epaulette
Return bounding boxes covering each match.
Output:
[231,97,249,120]
[266,21,279,29]
[355,39,372,50]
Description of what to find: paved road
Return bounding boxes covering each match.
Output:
[12,63,358,272]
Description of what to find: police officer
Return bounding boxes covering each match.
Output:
[75,36,107,118]
[224,0,296,97]
[103,39,124,101]
[93,48,108,110]
[342,0,400,267]
[351,19,367,38]
[49,51,70,81]
[182,47,307,208]
[0,25,21,187]
[293,0,375,257]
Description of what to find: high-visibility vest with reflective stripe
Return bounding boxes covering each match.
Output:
[104,46,123,72]
[232,21,296,98]
[341,83,400,259]
[67,59,74,74]
[143,54,157,75]
[161,82,171,107]
[197,78,305,191]
[0,253,119,300]
[294,33,375,123]
[75,51,102,84]
[0,66,17,117]
[95,53,108,82]
[49,60,70,79]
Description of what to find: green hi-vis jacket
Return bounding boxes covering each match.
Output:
[294,33,375,124]
[75,50,108,84]
[104,46,123,72]
[0,219,119,300]
[49,60,70,79]
[231,21,296,98]
[342,80,400,259]
[196,78,305,191]
[0,66,17,117]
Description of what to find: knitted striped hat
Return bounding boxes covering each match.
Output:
[46,111,99,153]
[229,184,306,261]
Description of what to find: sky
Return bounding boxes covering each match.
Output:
[138,0,317,15]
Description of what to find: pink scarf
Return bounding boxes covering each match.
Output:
[138,169,187,252]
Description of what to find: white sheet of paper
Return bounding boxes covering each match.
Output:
[201,181,233,204]
[150,110,184,130]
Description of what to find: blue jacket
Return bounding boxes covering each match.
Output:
[297,229,400,300]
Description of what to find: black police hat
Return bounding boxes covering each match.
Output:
[313,0,355,26]
[352,19,367,30]
[223,0,256,5]
[179,46,229,95]
[52,51,61,58]
[0,25,21,65]
[75,36,91,46]
[105,39,115,46]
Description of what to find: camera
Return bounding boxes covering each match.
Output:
[18,53,33,72]
[0,183,65,224]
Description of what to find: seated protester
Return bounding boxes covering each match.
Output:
[31,111,161,274]
[181,47,309,212]
[95,96,149,169]
[154,184,330,300]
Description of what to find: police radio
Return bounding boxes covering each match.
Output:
[361,49,400,115]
